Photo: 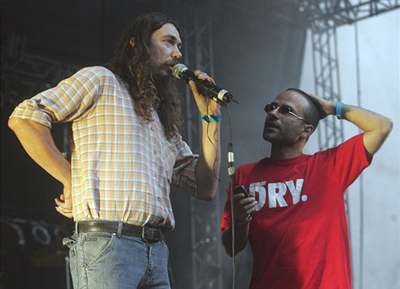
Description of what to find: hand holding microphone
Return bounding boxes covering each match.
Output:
[171,63,237,106]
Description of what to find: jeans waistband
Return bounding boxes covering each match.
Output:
[76,221,165,243]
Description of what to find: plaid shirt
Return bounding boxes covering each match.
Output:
[10,66,198,229]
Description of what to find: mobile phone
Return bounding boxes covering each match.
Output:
[233,185,249,196]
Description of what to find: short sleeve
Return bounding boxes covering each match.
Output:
[9,66,107,128]
[220,194,232,232]
[321,133,372,190]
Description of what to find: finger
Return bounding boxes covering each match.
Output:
[237,205,256,217]
[193,70,216,84]
[54,197,69,207]
[55,198,72,210]
[237,196,256,206]
[234,195,251,206]
[233,193,247,201]
[233,193,256,200]
[58,205,72,212]
[193,70,207,79]
[56,205,72,214]
[55,207,73,218]
[54,197,62,206]
[198,74,215,84]
[242,202,258,213]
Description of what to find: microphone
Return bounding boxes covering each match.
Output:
[171,63,237,105]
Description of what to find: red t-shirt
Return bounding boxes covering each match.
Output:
[221,134,372,289]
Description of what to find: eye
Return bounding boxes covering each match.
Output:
[264,103,278,112]
[163,39,173,46]
[280,105,293,114]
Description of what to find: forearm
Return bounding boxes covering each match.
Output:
[222,223,249,257]
[195,121,221,200]
[330,104,392,133]
[343,105,393,154]
[321,100,393,154]
[347,105,393,133]
[8,118,71,186]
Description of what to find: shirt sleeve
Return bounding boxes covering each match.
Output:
[171,134,199,195]
[322,133,372,190]
[220,190,232,232]
[9,66,105,128]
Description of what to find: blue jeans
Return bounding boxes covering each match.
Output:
[63,232,171,289]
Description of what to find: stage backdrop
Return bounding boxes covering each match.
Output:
[301,9,400,289]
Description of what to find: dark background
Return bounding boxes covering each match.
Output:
[0,1,307,288]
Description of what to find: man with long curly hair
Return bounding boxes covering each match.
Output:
[9,12,221,289]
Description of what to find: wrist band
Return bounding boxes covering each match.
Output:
[200,114,222,123]
[335,101,344,119]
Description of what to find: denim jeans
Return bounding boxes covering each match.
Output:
[63,232,171,289]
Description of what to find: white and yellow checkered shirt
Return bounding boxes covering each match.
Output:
[10,66,198,229]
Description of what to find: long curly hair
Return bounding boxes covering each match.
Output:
[109,12,182,139]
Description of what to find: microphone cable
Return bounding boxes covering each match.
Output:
[226,107,237,289]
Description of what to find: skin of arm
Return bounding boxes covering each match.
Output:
[313,96,393,155]
[8,118,73,217]
[194,120,221,200]
[188,71,222,200]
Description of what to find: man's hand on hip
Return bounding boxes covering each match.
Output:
[55,185,73,218]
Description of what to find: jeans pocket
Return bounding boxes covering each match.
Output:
[63,236,80,288]
[82,232,115,268]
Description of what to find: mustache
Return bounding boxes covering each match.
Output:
[264,119,280,128]
[166,60,179,68]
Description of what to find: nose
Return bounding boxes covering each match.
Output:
[172,46,182,60]
[267,107,279,121]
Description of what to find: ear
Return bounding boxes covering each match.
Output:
[303,124,314,138]
[129,38,135,48]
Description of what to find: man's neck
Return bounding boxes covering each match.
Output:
[269,143,304,160]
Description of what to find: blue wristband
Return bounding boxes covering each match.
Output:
[201,114,222,123]
[335,101,343,119]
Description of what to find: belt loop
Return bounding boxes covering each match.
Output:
[117,222,123,237]
[75,222,79,234]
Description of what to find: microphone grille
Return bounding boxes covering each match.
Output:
[171,63,188,79]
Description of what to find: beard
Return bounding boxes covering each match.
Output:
[150,59,177,78]
[263,124,299,145]
[150,63,167,76]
